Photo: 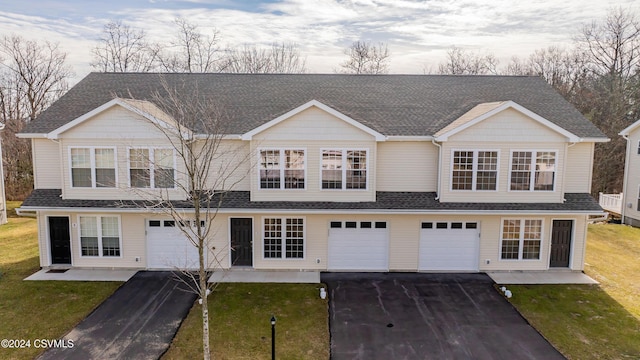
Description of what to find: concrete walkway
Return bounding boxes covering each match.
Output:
[487,271,598,284]
[208,269,320,283]
[25,268,138,281]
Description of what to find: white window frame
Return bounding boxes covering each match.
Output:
[261,216,306,260]
[127,147,177,189]
[637,140,640,155]
[508,150,558,192]
[77,214,123,258]
[637,185,640,211]
[499,218,544,261]
[320,148,369,191]
[257,148,307,190]
[450,149,500,191]
[68,146,118,188]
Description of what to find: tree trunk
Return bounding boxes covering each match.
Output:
[201,256,210,360]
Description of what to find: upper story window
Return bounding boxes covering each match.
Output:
[500,218,542,260]
[451,150,498,191]
[259,149,305,189]
[321,149,367,190]
[70,147,116,188]
[510,151,556,191]
[129,148,175,189]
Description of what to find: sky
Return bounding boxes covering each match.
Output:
[0,0,638,83]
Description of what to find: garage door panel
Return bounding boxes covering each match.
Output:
[147,220,201,269]
[419,227,479,271]
[328,226,388,271]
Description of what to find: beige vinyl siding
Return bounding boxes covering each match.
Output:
[623,127,640,223]
[32,139,62,189]
[449,108,567,143]
[60,138,187,200]
[376,141,437,192]
[255,106,375,141]
[439,141,565,203]
[564,143,594,193]
[201,139,251,191]
[59,105,169,139]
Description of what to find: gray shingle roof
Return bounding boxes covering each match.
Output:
[22,189,603,213]
[23,73,606,138]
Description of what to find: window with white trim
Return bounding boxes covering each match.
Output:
[321,149,367,190]
[500,219,542,260]
[129,148,176,189]
[263,217,304,259]
[70,147,116,188]
[259,149,305,189]
[637,186,640,211]
[79,215,121,257]
[451,150,498,191]
[637,140,640,155]
[510,151,556,191]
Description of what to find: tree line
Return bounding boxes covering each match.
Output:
[1,8,639,199]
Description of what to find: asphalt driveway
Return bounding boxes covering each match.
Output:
[322,272,565,360]
[39,271,197,360]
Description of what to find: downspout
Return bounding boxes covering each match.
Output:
[0,123,6,224]
[621,134,631,223]
[432,139,442,200]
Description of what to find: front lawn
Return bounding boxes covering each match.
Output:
[508,224,640,359]
[0,203,121,359]
[163,283,329,360]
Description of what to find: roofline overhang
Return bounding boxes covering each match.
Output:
[619,119,640,136]
[241,99,386,141]
[17,206,606,216]
[434,100,583,142]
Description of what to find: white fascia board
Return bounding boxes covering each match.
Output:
[19,206,605,216]
[15,133,47,139]
[619,119,640,136]
[193,134,242,140]
[435,100,581,142]
[241,99,386,141]
[579,137,610,143]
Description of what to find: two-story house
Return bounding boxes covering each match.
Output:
[620,119,640,227]
[18,73,607,273]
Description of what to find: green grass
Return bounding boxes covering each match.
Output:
[0,205,121,360]
[163,283,329,360]
[507,224,640,359]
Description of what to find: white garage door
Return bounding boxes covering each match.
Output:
[419,221,479,271]
[147,219,201,269]
[328,221,389,271]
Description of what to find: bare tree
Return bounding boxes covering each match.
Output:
[91,20,158,72]
[126,78,250,359]
[221,42,307,73]
[338,40,390,74]
[438,46,499,75]
[0,35,73,199]
[156,18,222,73]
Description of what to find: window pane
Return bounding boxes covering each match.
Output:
[80,217,99,256]
[71,148,92,187]
[95,148,114,168]
[345,221,357,228]
[260,150,281,189]
[510,152,532,191]
[101,217,121,258]
[130,149,150,188]
[284,150,304,189]
[522,220,542,259]
[264,218,282,258]
[154,168,175,188]
[346,150,367,189]
[102,237,121,257]
[322,150,342,189]
[360,221,372,228]
[534,152,555,191]
[154,149,173,168]
[285,218,304,259]
[476,151,497,191]
[101,217,119,237]
[452,151,473,190]
[96,169,116,188]
[501,219,521,259]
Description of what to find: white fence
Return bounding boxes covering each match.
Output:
[599,192,623,215]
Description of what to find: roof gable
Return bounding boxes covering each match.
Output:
[434,101,581,142]
[46,98,185,139]
[241,100,386,141]
[619,119,640,136]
